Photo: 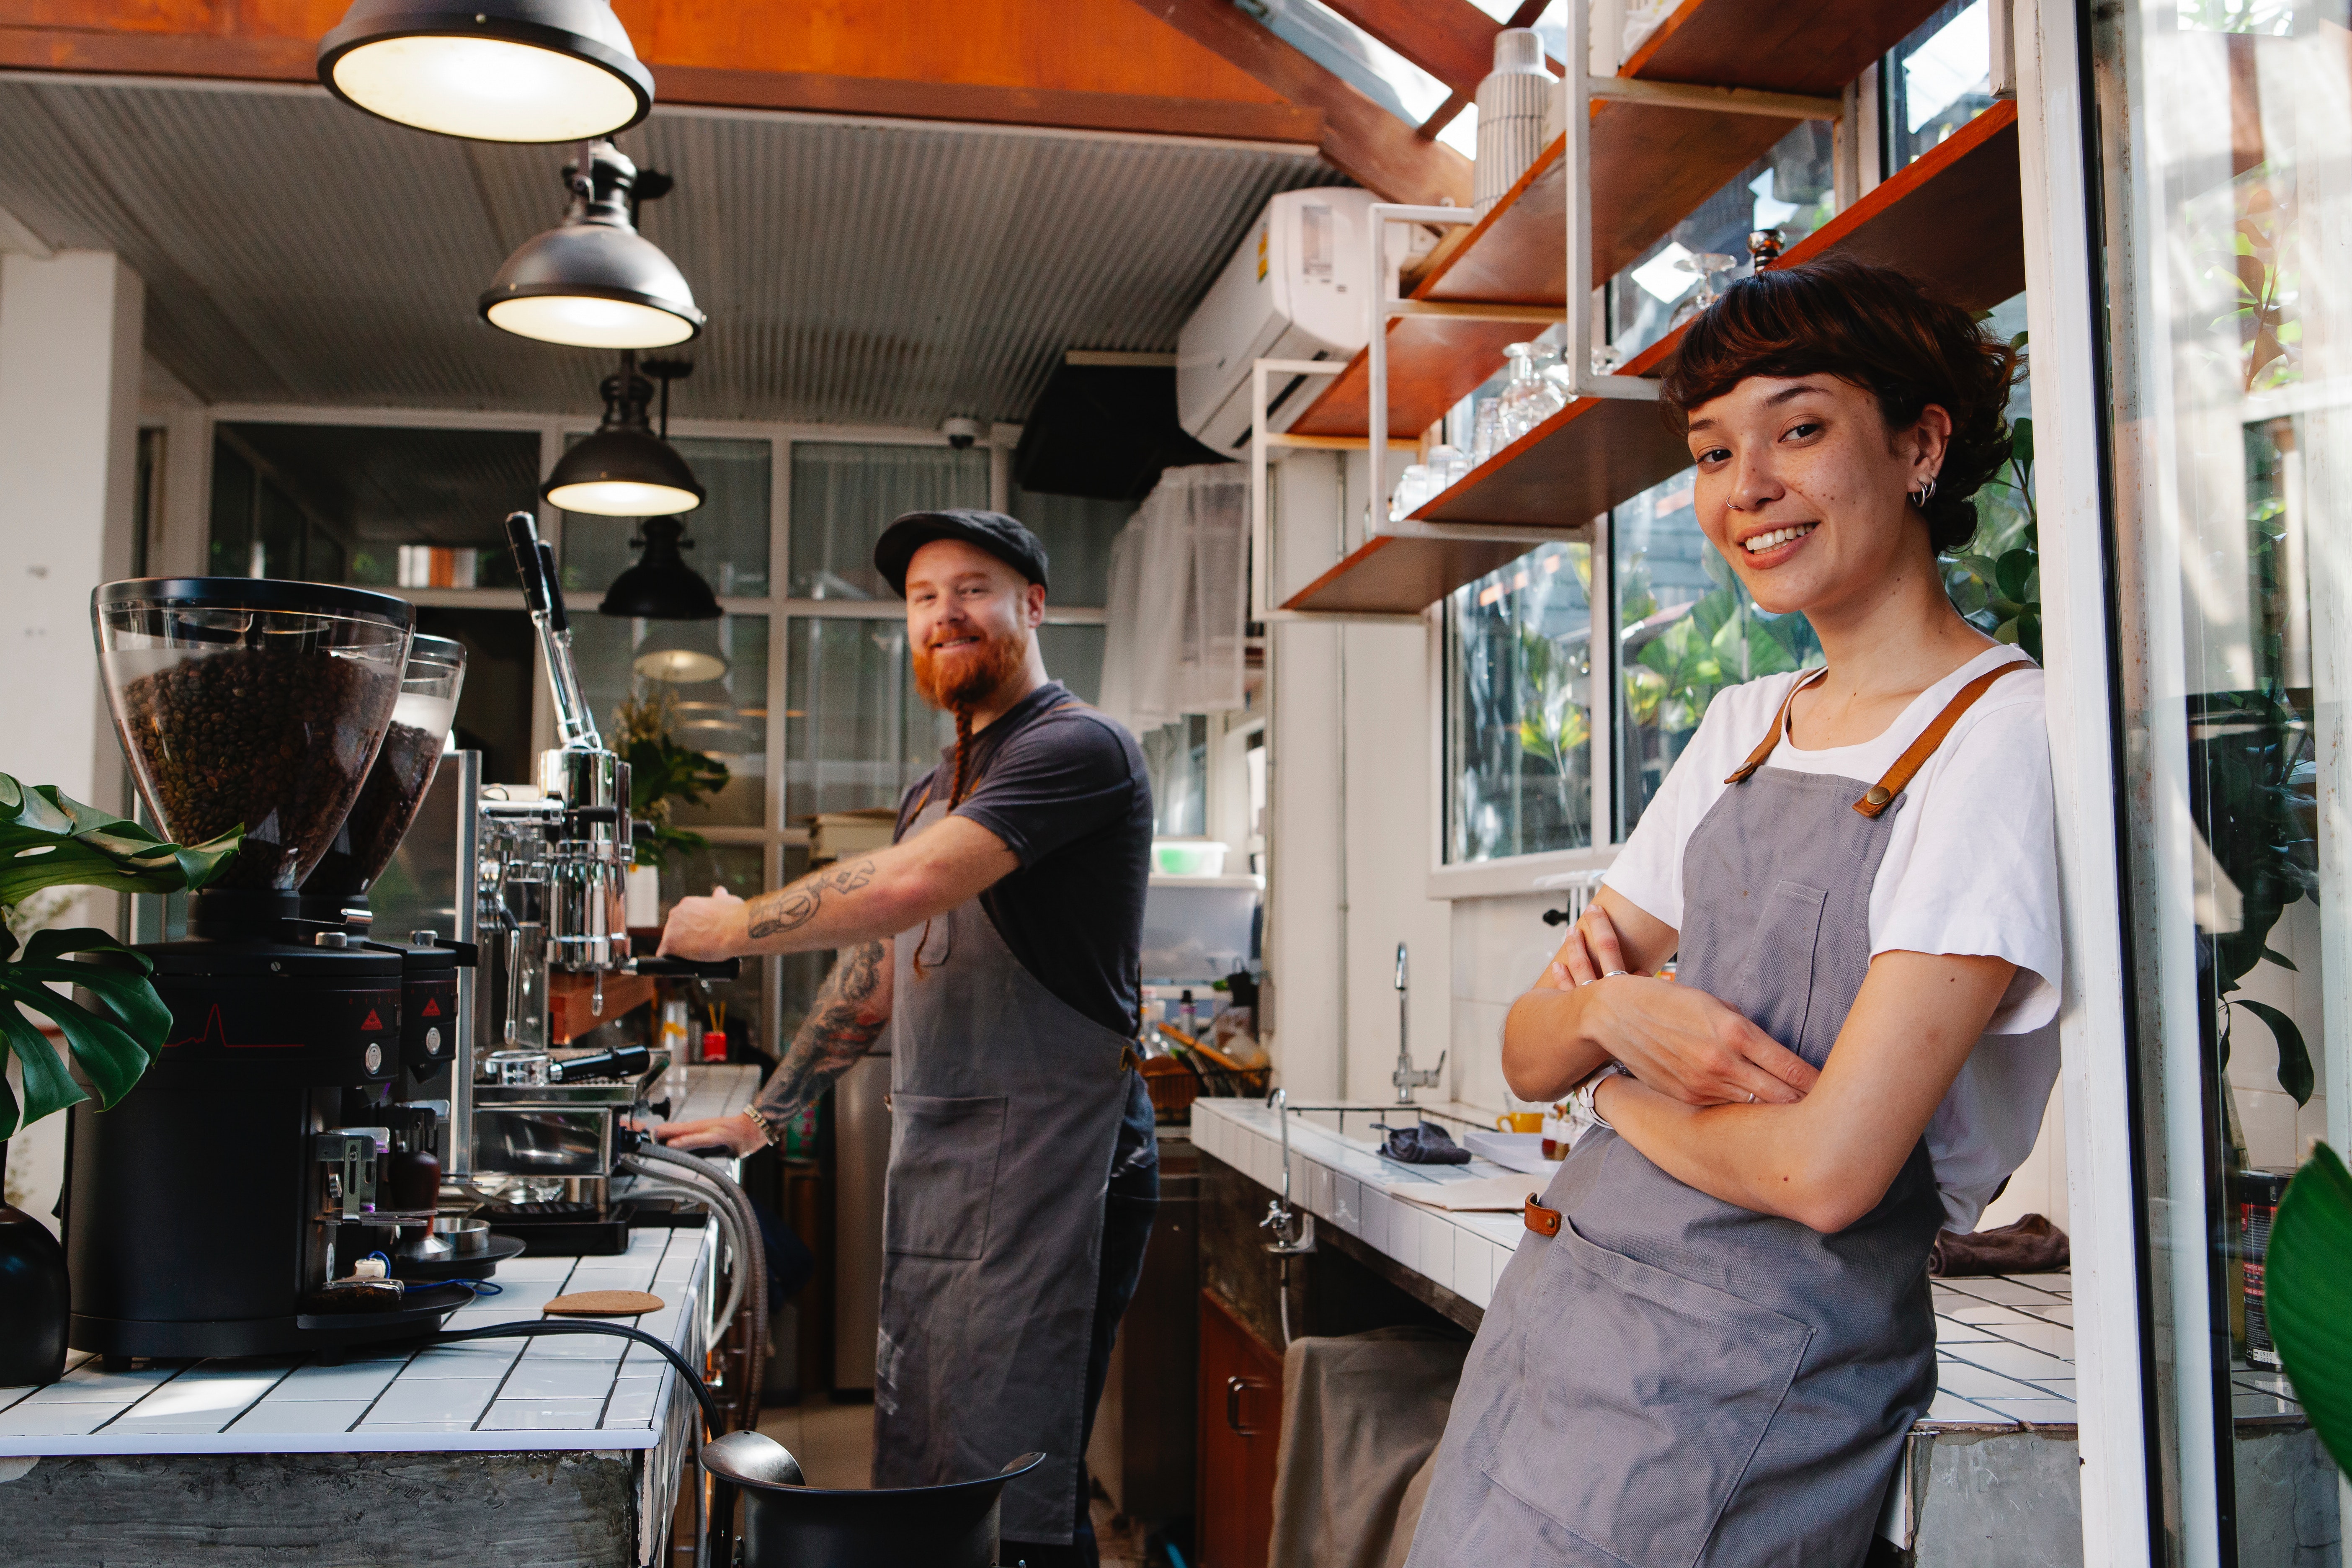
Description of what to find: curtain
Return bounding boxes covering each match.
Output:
[787,442,989,600]
[1099,464,1249,734]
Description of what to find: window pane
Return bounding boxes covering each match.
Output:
[1244,0,1451,129]
[784,616,954,820]
[208,423,538,589]
[1885,0,1999,175]
[1610,119,1837,362]
[1613,475,1824,838]
[572,613,770,829]
[1141,716,1209,837]
[1038,622,1106,707]
[1008,484,1130,608]
[788,443,988,601]
[1445,541,1594,863]
[414,607,539,791]
[2097,7,2347,1559]
[561,435,771,599]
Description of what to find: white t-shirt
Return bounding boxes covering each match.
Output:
[1602,644,2063,1232]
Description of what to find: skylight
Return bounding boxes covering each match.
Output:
[1902,0,1991,133]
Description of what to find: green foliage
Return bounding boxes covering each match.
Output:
[0,774,242,910]
[611,691,732,870]
[0,772,240,1140]
[1942,343,2040,660]
[2192,686,2319,1106]
[2265,1143,2352,1474]
[0,928,171,1142]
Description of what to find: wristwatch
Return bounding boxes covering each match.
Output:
[742,1104,784,1148]
[1561,1062,1627,1150]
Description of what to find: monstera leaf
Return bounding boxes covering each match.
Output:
[0,928,172,1141]
[0,774,242,908]
[2267,1143,2352,1474]
[0,772,240,1140]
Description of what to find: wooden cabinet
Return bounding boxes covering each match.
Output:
[1196,1290,1284,1568]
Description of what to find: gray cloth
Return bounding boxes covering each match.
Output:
[1407,730,1966,1565]
[1270,1329,1468,1568]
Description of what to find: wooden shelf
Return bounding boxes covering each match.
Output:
[1288,0,1948,443]
[1282,100,2023,615]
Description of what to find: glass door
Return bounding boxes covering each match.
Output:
[2092,1,2349,1558]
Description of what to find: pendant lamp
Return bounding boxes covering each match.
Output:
[603,517,723,624]
[630,614,730,683]
[317,0,652,144]
[481,142,704,350]
[544,353,706,517]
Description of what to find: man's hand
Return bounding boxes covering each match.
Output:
[652,1113,765,1158]
[660,885,746,962]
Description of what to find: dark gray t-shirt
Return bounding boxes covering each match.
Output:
[893,681,1153,1038]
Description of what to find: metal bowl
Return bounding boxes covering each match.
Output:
[431,1215,494,1257]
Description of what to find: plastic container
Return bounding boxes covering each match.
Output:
[1151,839,1229,877]
[95,578,413,889]
[305,634,466,896]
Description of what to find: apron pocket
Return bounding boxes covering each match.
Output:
[1478,1216,1812,1568]
[1732,878,1828,1057]
[884,1093,1008,1260]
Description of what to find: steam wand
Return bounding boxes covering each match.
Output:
[503,510,599,752]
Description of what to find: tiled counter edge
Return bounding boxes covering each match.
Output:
[0,1220,717,1457]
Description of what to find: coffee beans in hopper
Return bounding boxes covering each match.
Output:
[307,721,447,896]
[117,646,400,889]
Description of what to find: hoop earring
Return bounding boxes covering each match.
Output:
[1911,473,1938,508]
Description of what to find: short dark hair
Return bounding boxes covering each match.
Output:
[1658,256,2020,554]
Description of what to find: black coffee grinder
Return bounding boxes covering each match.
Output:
[66,578,467,1360]
[299,632,474,1090]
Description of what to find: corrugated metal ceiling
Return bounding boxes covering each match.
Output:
[0,76,1344,426]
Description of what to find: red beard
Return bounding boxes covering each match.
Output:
[912,623,1027,712]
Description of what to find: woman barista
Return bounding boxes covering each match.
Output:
[1404,258,2061,1568]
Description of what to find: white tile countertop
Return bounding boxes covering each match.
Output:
[0,1222,714,1455]
[1189,1096,2099,1432]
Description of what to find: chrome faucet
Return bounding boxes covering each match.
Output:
[1391,941,1444,1105]
[1259,1088,1317,1257]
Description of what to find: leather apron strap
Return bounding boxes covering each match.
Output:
[1722,659,2034,816]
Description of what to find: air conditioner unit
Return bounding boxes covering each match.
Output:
[1178,188,1403,458]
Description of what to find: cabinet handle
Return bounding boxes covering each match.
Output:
[1226,1375,1265,1435]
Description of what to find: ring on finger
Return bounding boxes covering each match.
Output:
[1746,1090,1757,1104]
[1601,969,1629,979]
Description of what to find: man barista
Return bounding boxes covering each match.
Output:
[655,510,1156,1568]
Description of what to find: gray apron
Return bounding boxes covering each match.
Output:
[1406,663,2026,1568]
[871,771,1139,1544]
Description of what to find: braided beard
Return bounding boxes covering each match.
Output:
[913,625,1029,805]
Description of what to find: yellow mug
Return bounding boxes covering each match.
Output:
[1495,1112,1544,1133]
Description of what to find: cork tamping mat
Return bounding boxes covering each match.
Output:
[544,1290,665,1317]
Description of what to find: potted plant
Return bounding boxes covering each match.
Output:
[0,774,238,1385]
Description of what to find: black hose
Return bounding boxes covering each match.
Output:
[425,1319,736,1567]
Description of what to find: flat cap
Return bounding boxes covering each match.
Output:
[874,509,1050,598]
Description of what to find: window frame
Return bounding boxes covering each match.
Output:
[174,401,1109,1056]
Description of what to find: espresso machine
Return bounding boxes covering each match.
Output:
[67,578,469,1360]
[458,512,735,1254]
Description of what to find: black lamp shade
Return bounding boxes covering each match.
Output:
[544,356,707,516]
[601,517,722,622]
[482,142,704,349]
[317,0,653,144]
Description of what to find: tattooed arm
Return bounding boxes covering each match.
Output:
[654,938,895,1157]
[657,814,1017,961]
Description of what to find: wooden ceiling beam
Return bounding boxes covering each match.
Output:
[1126,0,1473,206]
[1318,0,1505,95]
[0,28,1324,145]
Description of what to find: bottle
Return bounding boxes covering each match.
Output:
[700,1028,728,1063]
[1498,343,1542,441]
[1179,990,1198,1037]
[1470,397,1501,466]
[1540,1102,1569,1161]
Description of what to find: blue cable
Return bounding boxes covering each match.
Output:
[471,1279,503,1296]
